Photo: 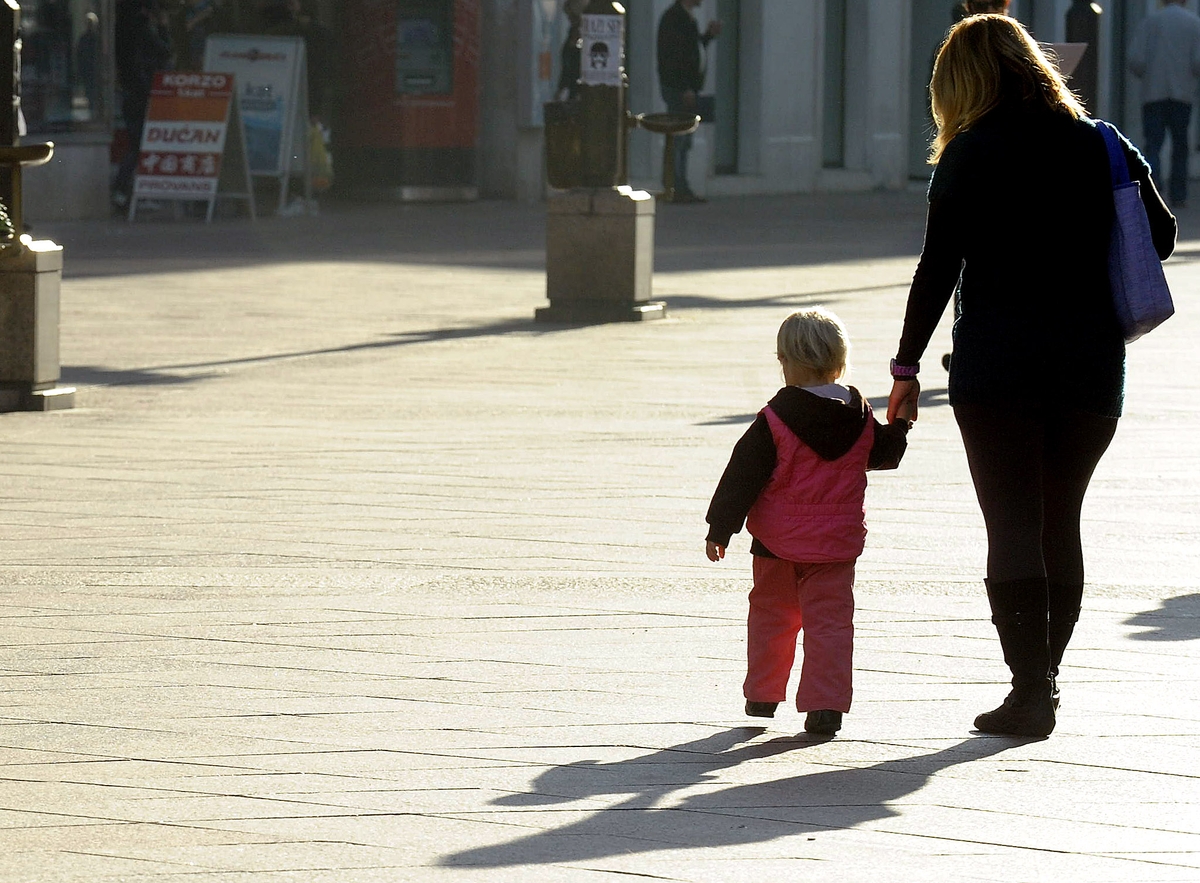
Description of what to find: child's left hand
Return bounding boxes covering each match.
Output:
[706,541,725,562]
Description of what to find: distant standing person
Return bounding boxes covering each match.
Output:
[556,0,585,101]
[952,0,1010,18]
[656,0,720,203]
[1128,0,1200,208]
[113,0,172,210]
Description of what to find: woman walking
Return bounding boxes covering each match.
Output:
[888,15,1176,736]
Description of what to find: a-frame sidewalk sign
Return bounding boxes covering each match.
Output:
[129,71,256,223]
[203,34,312,214]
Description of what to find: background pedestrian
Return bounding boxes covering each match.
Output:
[1128,0,1200,208]
[656,0,720,203]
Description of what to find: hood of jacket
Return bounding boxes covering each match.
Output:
[765,385,869,461]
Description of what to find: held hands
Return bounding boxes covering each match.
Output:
[706,541,725,562]
[705,20,723,38]
[887,377,920,424]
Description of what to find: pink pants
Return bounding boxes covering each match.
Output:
[744,556,856,713]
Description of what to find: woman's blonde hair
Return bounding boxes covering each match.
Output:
[776,307,849,381]
[929,14,1084,163]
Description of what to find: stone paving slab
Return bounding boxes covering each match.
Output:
[0,194,1196,879]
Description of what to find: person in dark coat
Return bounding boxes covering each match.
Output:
[656,0,720,202]
[952,0,1010,19]
[113,0,172,207]
[888,14,1176,737]
[261,0,332,123]
[555,0,585,101]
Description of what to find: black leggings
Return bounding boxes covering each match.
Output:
[954,403,1118,587]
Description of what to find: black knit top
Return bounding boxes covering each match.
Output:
[895,101,1177,418]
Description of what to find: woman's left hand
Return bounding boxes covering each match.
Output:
[888,378,921,423]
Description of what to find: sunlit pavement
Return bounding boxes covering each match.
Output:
[0,191,1196,881]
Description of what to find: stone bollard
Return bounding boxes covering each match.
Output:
[538,185,661,323]
[0,0,73,412]
[0,235,71,411]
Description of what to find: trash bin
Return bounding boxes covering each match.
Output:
[544,100,582,190]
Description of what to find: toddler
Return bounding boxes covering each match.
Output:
[705,308,909,735]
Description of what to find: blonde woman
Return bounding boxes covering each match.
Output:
[887,15,1176,736]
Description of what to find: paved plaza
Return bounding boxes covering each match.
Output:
[0,190,1198,881]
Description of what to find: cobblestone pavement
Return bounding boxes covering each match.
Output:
[0,192,1196,881]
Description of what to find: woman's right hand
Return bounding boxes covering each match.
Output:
[888,378,920,423]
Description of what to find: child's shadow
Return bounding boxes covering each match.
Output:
[440,728,1029,868]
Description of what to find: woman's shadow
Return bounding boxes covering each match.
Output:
[1125,593,1200,641]
[440,728,1030,868]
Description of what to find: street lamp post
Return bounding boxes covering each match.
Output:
[537,0,668,323]
[1065,1,1101,113]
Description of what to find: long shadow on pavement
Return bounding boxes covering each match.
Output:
[440,729,1026,868]
[42,192,929,280]
[1125,593,1200,641]
[61,319,560,388]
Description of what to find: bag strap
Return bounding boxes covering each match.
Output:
[1095,120,1131,187]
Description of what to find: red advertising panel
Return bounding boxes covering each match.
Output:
[336,0,480,190]
[133,72,234,198]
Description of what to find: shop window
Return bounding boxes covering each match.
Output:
[19,0,111,134]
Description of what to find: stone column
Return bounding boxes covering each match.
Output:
[537,185,663,323]
[0,238,74,411]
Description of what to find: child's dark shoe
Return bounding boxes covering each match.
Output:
[804,710,842,735]
[745,700,778,718]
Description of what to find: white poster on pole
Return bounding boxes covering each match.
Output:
[204,34,311,212]
[580,14,622,86]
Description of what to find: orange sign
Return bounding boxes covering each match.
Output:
[134,72,234,198]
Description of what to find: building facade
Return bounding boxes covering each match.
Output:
[481,0,1184,201]
[7,0,1190,219]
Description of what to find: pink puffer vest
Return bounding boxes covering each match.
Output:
[745,403,875,562]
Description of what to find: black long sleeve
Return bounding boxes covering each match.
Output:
[896,195,964,367]
[1129,150,1177,260]
[705,415,775,547]
[867,419,910,470]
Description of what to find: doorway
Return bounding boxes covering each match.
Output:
[713,0,740,174]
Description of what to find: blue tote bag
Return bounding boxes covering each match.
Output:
[1097,121,1175,343]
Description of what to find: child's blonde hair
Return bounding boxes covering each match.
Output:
[776,307,849,381]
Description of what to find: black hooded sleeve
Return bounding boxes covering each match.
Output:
[705,414,776,546]
[867,419,910,471]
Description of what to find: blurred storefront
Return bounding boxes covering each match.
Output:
[20,0,114,221]
[16,0,339,221]
[7,1,1172,220]
[332,0,481,200]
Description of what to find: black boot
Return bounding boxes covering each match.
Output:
[974,577,1056,737]
[745,700,778,718]
[1047,582,1084,711]
[804,710,842,735]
